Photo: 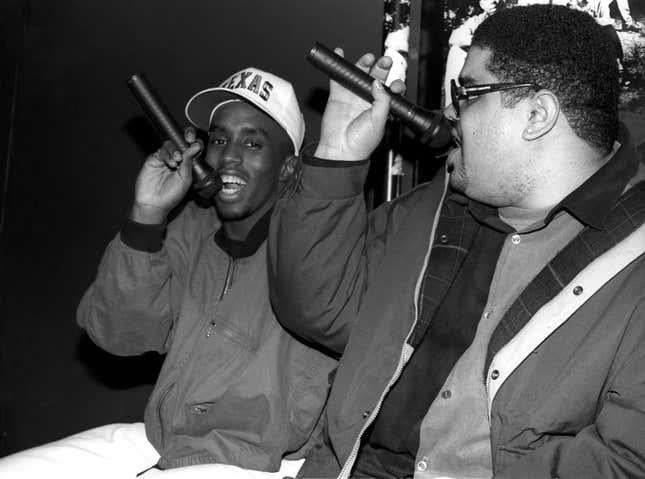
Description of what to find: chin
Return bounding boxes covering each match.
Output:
[214,203,249,222]
[465,186,509,207]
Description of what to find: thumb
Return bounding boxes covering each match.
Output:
[179,152,193,177]
[369,80,391,131]
[179,142,201,185]
[177,154,194,188]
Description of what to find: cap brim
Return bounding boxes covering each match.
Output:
[185,88,248,131]
[185,87,301,153]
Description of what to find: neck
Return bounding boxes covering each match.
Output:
[516,135,610,211]
[222,199,275,241]
[498,203,552,231]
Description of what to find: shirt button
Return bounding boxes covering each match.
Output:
[441,390,452,399]
[573,285,583,295]
[439,234,448,243]
[491,370,500,380]
[417,457,429,471]
[483,310,491,320]
[511,234,521,245]
[362,409,371,419]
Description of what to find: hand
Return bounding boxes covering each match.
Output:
[314,49,406,162]
[130,127,203,224]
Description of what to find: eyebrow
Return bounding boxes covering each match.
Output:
[209,125,270,137]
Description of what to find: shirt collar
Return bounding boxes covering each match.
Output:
[450,125,638,232]
[213,207,273,259]
[449,192,516,233]
[544,127,638,230]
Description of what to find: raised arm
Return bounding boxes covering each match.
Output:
[77,129,204,356]
[269,51,404,355]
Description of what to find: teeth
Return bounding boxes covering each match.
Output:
[220,174,247,186]
[221,184,242,194]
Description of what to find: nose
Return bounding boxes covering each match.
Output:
[222,143,243,166]
[207,141,242,169]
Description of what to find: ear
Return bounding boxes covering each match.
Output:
[522,90,559,141]
[279,154,297,182]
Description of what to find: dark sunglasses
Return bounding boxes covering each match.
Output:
[450,79,541,118]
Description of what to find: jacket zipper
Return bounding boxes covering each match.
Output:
[157,253,237,455]
[486,370,492,419]
[336,174,450,479]
[219,257,235,301]
[206,258,236,338]
[337,344,414,479]
[206,321,216,337]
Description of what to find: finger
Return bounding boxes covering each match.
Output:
[159,147,179,170]
[369,56,394,84]
[161,140,181,169]
[156,148,172,168]
[370,80,392,129]
[183,140,203,162]
[167,152,180,170]
[389,79,406,95]
[177,149,194,185]
[147,150,165,167]
[184,126,197,143]
[355,52,377,73]
[161,140,176,154]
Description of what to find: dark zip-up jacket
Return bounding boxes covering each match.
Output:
[269,141,645,479]
[77,202,337,470]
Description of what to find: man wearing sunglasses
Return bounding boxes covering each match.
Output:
[269,4,645,478]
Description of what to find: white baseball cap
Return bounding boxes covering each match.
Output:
[185,67,305,153]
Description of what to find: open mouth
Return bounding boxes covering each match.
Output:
[219,174,248,196]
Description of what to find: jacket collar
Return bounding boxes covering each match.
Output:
[213,207,273,259]
[545,127,638,230]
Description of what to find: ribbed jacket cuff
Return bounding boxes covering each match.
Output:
[120,218,166,253]
[300,155,370,199]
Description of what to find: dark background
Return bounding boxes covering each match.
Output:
[0,0,445,455]
[2,0,642,459]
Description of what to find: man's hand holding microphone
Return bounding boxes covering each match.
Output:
[314,50,407,163]
[130,127,202,225]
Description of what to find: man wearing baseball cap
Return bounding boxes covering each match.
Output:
[0,68,335,479]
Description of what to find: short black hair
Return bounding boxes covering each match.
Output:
[472,5,618,154]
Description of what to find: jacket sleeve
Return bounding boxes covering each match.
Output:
[494,296,645,479]
[268,158,395,356]
[76,206,203,356]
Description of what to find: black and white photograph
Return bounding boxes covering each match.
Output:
[1,1,644,478]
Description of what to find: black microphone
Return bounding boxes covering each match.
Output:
[306,42,452,149]
[127,73,222,199]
